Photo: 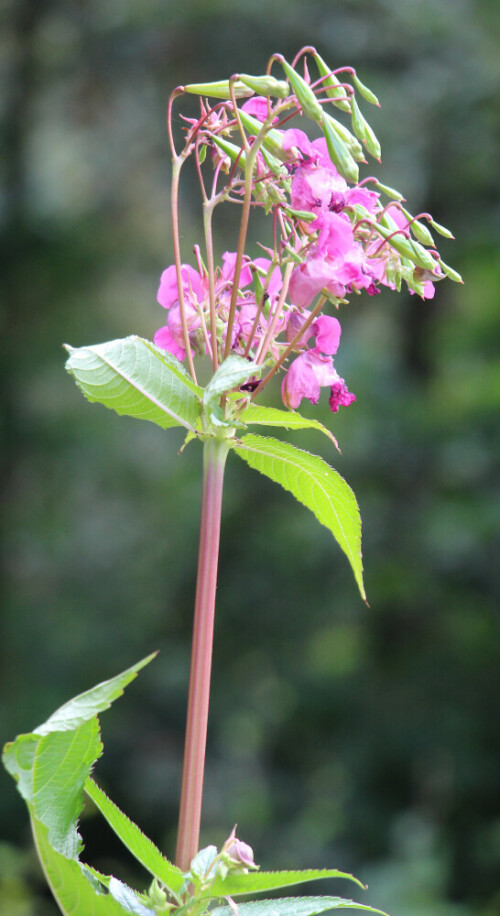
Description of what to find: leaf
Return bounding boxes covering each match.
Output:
[33,653,157,736]
[239,404,340,451]
[204,356,260,408]
[108,878,155,915]
[206,868,365,898]
[65,337,202,433]
[85,778,184,895]
[3,656,158,913]
[4,718,102,858]
[210,897,388,916]
[30,815,127,916]
[189,844,219,881]
[232,435,365,600]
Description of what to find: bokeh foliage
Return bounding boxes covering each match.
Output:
[1,1,499,914]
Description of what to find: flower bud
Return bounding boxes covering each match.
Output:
[184,80,254,99]
[221,827,259,874]
[321,116,359,183]
[280,59,324,123]
[239,74,290,98]
[313,53,351,111]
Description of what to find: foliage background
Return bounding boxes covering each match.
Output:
[1,1,499,914]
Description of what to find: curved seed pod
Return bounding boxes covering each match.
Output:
[322,116,359,183]
[313,52,351,111]
[281,59,324,123]
[352,72,380,107]
[185,80,254,99]
[238,74,290,98]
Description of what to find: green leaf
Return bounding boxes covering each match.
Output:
[210,897,388,916]
[232,435,365,600]
[206,868,364,898]
[204,355,260,408]
[189,844,219,881]
[3,655,158,914]
[239,404,340,451]
[108,878,155,915]
[33,653,157,736]
[85,777,184,896]
[65,337,202,433]
[30,815,127,916]
[4,719,102,858]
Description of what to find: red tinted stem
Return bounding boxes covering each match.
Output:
[175,436,229,871]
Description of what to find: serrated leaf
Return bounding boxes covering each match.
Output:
[31,815,127,916]
[65,337,202,432]
[232,435,365,600]
[3,655,158,912]
[210,896,388,916]
[204,356,260,408]
[206,868,364,898]
[33,653,157,736]
[108,878,155,915]
[85,778,184,895]
[239,405,339,451]
[4,718,101,858]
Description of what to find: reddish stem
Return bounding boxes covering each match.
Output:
[175,436,230,872]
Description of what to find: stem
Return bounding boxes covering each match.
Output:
[175,436,230,871]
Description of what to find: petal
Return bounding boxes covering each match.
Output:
[312,315,342,355]
[154,325,186,361]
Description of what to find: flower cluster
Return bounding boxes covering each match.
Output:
[155,52,459,416]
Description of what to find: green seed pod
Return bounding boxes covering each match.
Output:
[438,259,463,283]
[211,135,247,168]
[260,145,286,177]
[362,121,381,161]
[409,240,439,271]
[313,52,351,111]
[400,208,435,247]
[430,219,455,239]
[350,95,367,142]
[375,222,434,269]
[184,80,253,99]
[238,109,287,160]
[375,181,405,201]
[324,114,365,161]
[352,73,380,107]
[322,116,359,183]
[238,74,290,98]
[281,59,324,123]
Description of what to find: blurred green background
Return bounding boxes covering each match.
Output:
[1,1,499,914]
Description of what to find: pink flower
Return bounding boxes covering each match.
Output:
[281,349,340,409]
[312,315,342,354]
[153,325,186,361]
[329,379,356,413]
[289,252,346,307]
[241,96,272,123]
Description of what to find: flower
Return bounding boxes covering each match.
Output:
[282,349,348,410]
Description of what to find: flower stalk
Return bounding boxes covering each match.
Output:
[175,435,230,871]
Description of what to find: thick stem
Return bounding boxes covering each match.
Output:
[175,436,230,871]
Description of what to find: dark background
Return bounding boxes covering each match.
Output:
[1,1,499,914]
